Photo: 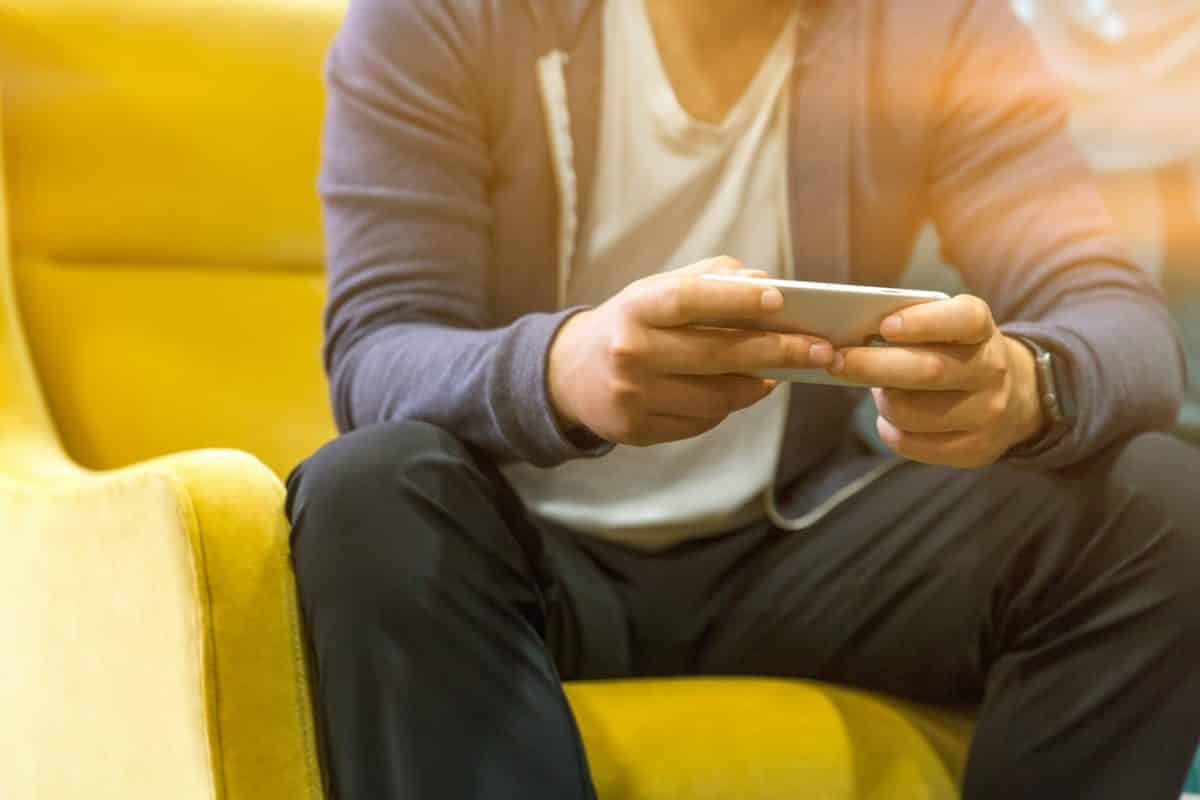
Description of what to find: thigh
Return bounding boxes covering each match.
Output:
[692,433,1200,704]
[287,420,637,683]
[536,521,642,681]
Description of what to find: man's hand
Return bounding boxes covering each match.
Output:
[828,294,1046,468]
[548,258,834,447]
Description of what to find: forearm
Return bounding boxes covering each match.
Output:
[329,311,611,467]
[928,0,1187,469]
[1001,285,1186,470]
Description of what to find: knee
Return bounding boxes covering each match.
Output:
[288,420,473,520]
[1107,432,1200,533]
[1112,434,1200,642]
[1143,525,1200,662]
[285,421,481,612]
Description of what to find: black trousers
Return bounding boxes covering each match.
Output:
[286,421,1200,799]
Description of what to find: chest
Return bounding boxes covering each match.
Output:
[642,0,800,126]
[566,0,797,301]
[483,0,937,323]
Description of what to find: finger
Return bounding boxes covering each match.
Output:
[878,294,995,346]
[873,387,999,434]
[642,374,777,420]
[670,255,749,278]
[831,343,990,390]
[640,326,834,375]
[876,416,997,469]
[630,271,784,328]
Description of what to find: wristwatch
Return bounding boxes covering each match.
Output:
[1008,335,1077,458]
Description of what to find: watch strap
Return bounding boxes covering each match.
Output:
[1007,335,1075,458]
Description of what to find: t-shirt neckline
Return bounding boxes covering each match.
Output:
[628,0,800,140]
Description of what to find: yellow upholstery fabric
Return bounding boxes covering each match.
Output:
[0,1,974,797]
[569,680,972,799]
[0,466,216,799]
[0,447,326,800]
[0,0,338,477]
[15,257,330,478]
[0,100,321,797]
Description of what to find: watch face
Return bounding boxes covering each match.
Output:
[1008,336,1075,455]
[1036,354,1065,425]
[1021,336,1075,426]
[1046,349,1077,422]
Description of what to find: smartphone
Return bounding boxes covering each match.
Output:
[699,274,951,385]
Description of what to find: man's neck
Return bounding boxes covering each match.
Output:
[643,0,799,124]
[647,0,797,52]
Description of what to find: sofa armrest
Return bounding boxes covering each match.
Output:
[0,449,322,800]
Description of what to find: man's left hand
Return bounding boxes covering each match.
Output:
[828,294,1046,468]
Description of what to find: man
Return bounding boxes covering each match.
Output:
[286,0,1200,797]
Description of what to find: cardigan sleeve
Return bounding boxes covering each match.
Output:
[927,0,1186,469]
[319,0,610,466]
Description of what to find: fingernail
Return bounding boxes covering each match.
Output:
[830,353,845,374]
[881,315,902,337]
[761,289,783,311]
[738,268,768,276]
[809,342,833,366]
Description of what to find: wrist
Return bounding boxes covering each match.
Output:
[547,309,591,431]
[1005,335,1047,449]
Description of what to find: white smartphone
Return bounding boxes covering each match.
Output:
[699,274,951,385]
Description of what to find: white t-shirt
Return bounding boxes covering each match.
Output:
[503,0,799,550]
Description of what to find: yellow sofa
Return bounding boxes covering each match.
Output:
[0,1,973,797]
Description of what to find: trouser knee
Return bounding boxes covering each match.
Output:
[1090,433,1200,652]
[286,421,506,624]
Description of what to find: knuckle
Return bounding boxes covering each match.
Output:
[962,296,991,337]
[791,335,818,366]
[703,338,731,367]
[609,378,643,409]
[983,394,1008,423]
[659,281,683,316]
[841,353,865,378]
[984,351,1008,381]
[614,293,642,324]
[662,279,694,319]
[920,356,946,384]
[606,328,644,367]
[764,333,786,359]
[774,335,798,366]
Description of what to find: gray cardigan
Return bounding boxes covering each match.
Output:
[318,0,1185,493]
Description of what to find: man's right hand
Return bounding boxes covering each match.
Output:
[547,257,835,447]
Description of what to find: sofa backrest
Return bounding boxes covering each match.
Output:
[0,0,344,476]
